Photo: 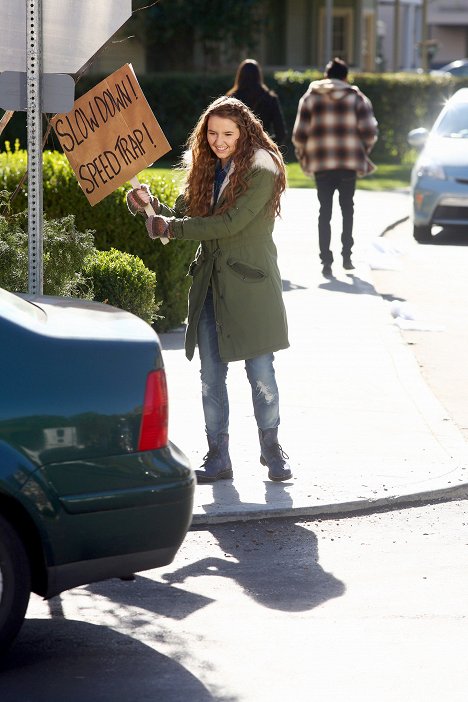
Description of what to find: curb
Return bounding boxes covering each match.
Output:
[379,215,410,237]
[190,482,468,527]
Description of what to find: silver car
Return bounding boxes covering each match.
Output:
[408,88,468,242]
[431,59,468,77]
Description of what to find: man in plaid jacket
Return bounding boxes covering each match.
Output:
[292,57,378,276]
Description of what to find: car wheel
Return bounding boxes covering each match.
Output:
[0,515,31,653]
[413,224,432,243]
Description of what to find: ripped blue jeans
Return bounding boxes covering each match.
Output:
[197,289,280,441]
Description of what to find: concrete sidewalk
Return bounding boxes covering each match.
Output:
[160,189,468,525]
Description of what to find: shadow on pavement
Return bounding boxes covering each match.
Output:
[319,275,377,296]
[380,293,407,303]
[0,620,218,702]
[282,278,307,292]
[86,575,214,621]
[163,515,346,613]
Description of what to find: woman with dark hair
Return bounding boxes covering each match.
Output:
[227,59,287,146]
[126,96,292,485]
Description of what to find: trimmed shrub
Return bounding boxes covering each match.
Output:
[85,248,159,325]
[0,147,197,331]
[0,192,95,297]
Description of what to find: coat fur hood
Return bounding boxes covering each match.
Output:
[182,147,280,173]
[217,148,279,203]
[251,148,280,174]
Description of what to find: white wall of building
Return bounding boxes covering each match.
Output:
[378,0,422,70]
[432,25,467,65]
[378,0,468,72]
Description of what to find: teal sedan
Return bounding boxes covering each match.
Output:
[0,287,194,652]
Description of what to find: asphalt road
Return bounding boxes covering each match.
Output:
[2,500,467,701]
[370,219,468,441]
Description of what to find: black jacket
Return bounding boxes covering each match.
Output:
[231,88,287,146]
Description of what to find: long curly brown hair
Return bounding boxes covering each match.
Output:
[182,96,286,218]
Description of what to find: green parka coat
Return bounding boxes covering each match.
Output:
[159,148,289,363]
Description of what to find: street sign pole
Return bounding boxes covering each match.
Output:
[26,0,43,295]
[1,0,132,294]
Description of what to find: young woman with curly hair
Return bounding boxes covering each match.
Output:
[127,95,292,484]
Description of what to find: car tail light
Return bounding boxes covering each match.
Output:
[138,369,168,451]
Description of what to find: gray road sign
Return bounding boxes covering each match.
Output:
[0,0,132,74]
[0,71,75,112]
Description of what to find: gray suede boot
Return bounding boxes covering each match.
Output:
[195,433,233,483]
[259,428,292,482]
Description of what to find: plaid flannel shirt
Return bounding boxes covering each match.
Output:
[292,79,378,177]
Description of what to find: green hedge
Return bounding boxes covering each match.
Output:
[0,147,197,331]
[1,71,465,163]
[86,71,464,163]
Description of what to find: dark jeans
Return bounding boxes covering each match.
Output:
[315,169,357,265]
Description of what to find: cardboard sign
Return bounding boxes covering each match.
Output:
[51,64,171,206]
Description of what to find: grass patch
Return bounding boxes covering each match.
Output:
[286,162,412,190]
[141,161,412,192]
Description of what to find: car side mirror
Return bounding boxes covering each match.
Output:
[407,128,429,149]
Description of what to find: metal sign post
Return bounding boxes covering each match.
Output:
[26,0,43,295]
[0,0,132,294]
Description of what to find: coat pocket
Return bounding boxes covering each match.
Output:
[188,256,204,277]
[226,258,267,283]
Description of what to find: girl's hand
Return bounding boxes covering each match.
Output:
[126,185,159,215]
[146,214,172,240]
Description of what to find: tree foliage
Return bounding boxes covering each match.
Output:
[129,0,266,71]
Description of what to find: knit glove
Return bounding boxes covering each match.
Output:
[126,184,160,216]
[146,214,171,240]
